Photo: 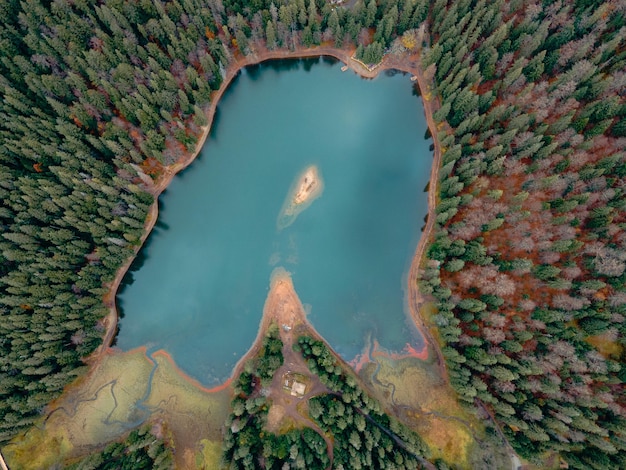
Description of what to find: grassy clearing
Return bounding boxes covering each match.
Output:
[586,333,624,359]
[145,353,231,469]
[4,349,233,470]
[3,426,72,470]
[196,438,223,469]
[361,355,483,468]
[366,354,512,468]
[4,349,154,468]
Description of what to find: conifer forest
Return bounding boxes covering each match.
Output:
[0,0,624,468]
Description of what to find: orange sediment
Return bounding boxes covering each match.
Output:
[349,352,373,373]
[399,342,429,360]
[350,339,429,373]
[374,340,428,363]
[94,346,234,395]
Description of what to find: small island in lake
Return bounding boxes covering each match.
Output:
[277,165,324,230]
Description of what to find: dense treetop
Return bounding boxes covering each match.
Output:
[418,1,625,468]
[0,0,224,443]
[65,425,173,470]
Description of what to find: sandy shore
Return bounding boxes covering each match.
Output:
[96,41,445,380]
[277,165,324,230]
[293,166,322,205]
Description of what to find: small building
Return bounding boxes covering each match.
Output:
[282,372,308,398]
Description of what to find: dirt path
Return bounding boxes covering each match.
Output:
[0,449,8,470]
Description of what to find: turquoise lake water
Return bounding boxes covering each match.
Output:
[116,58,433,386]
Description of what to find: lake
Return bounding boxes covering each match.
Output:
[116,57,433,386]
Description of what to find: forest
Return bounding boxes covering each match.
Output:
[66,425,173,470]
[417,1,625,468]
[222,332,430,469]
[0,0,624,468]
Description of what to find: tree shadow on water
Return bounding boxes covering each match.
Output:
[116,201,168,295]
[264,58,303,73]
[384,68,406,77]
[412,83,421,97]
[320,55,338,67]
[112,196,172,346]
[246,62,263,81]
[206,101,224,142]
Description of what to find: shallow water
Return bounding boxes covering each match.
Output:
[117,57,432,386]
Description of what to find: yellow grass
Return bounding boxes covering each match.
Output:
[586,334,623,359]
[3,427,72,470]
[364,356,480,468]
[144,353,231,469]
[195,439,224,469]
[4,350,154,468]
[4,349,232,470]
[420,301,447,348]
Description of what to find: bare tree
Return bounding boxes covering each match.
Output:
[484,327,506,344]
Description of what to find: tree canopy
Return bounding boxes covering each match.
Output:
[0,1,624,468]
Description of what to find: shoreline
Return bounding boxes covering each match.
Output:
[95,42,444,388]
[404,55,448,379]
